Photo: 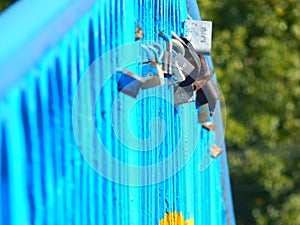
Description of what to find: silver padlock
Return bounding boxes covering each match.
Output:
[174,84,195,105]
[173,54,195,76]
[141,60,165,89]
[172,38,195,76]
[185,20,212,55]
[117,69,146,98]
[142,76,163,89]
[171,32,202,87]
[166,38,194,85]
[168,61,186,85]
[139,44,165,89]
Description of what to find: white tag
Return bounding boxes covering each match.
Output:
[185,20,212,55]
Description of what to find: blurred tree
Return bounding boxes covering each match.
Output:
[0,0,17,13]
[197,0,300,224]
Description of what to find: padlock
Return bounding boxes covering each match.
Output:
[168,61,186,86]
[165,39,194,85]
[171,32,202,87]
[142,76,163,89]
[185,20,212,55]
[141,60,165,89]
[194,75,212,92]
[174,84,195,105]
[172,38,195,76]
[172,32,212,87]
[173,53,195,76]
[117,70,146,98]
[195,78,221,116]
[139,44,165,89]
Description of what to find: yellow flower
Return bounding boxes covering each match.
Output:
[159,212,194,225]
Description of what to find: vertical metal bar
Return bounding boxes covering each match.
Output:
[5,89,30,225]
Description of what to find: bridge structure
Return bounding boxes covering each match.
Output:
[0,0,235,224]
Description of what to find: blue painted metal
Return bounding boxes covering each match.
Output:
[0,0,235,224]
[186,1,236,223]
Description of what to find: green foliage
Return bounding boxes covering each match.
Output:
[197,0,300,224]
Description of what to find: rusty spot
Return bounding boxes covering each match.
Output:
[119,69,147,82]
[135,21,144,41]
[202,122,215,131]
[210,145,223,159]
[197,104,210,123]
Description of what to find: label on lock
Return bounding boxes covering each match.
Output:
[185,20,212,55]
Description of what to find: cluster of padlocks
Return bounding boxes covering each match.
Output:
[118,20,220,125]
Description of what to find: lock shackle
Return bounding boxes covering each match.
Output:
[172,39,185,56]
[153,43,164,61]
[171,31,188,48]
[141,44,154,61]
[158,31,172,53]
[148,45,161,61]
[171,34,203,87]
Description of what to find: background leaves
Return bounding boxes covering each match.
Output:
[197,0,300,224]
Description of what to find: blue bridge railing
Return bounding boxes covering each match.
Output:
[0,0,235,224]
